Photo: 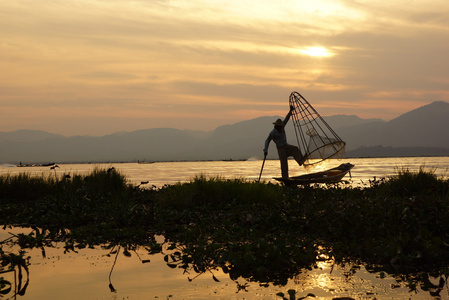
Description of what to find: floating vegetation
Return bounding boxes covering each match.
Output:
[1,166,449,298]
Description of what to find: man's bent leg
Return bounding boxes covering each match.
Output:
[286,144,305,166]
[292,146,305,166]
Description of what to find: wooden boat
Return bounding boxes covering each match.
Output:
[274,163,354,185]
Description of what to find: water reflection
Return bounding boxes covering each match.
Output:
[0,228,31,298]
[1,226,448,299]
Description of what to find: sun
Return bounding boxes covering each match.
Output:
[299,47,333,57]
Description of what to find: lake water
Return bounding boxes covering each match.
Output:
[1,157,449,299]
[2,156,449,188]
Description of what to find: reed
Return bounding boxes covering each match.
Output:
[0,167,134,201]
[156,174,284,207]
[0,172,56,202]
[383,166,448,197]
[0,168,154,245]
[153,168,449,275]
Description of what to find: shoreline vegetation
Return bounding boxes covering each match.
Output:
[2,154,449,166]
[1,167,449,298]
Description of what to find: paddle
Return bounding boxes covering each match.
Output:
[257,154,267,182]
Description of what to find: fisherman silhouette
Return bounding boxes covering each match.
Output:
[263,105,305,179]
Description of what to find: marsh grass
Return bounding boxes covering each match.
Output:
[154,168,449,286]
[0,167,133,202]
[0,172,56,202]
[388,166,449,197]
[0,167,154,245]
[156,174,284,207]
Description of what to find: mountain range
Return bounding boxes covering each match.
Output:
[1,101,449,164]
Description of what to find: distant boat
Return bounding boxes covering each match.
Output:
[222,159,247,162]
[17,162,55,167]
[42,162,56,167]
[137,160,155,164]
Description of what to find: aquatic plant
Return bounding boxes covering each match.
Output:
[0,238,30,297]
[385,166,448,197]
[152,169,449,294]
[1,167,449,297]
[276,290,316,300]
[0,167,155,246]
[0,172,56,202]
[156,174,284,207]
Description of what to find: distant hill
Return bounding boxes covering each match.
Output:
[0,101,448,163]
[346,145,449,158]
[381,101,449,148]
[324,115,385,130]
[0,129,64,143]
[337,101,449,150]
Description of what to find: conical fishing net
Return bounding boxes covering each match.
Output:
[289,91,346,167]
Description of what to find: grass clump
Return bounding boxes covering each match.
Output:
[312,167,449,269]
[154,175,317,286]
[0,167,154,246]
[156,174,284,207]
[0,172,56,202]
[384,166,448,197]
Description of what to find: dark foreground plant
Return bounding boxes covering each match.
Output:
[152,169,449,296]
[1,167,449,298]
[0,167,159,298]
[1,167,155,244]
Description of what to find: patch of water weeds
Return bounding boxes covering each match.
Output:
[1,167,449,298]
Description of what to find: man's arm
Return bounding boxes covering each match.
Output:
[263,133,272,156]
[282,105,295,126]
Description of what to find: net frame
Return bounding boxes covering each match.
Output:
[289,91,346,167]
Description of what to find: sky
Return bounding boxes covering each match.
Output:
[1,0,449,136]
